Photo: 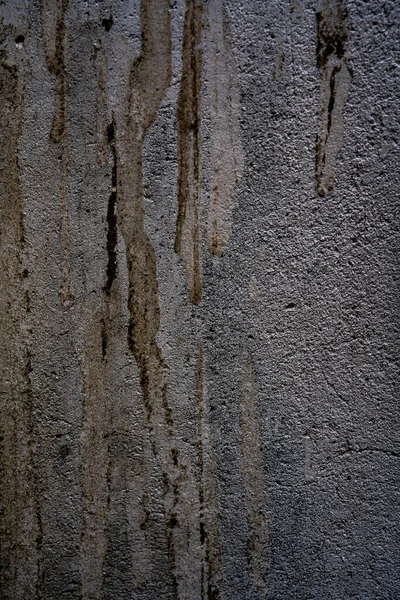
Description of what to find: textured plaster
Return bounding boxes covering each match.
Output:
[0,0,399,599]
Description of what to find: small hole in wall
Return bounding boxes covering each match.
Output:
[102,15,114,31]
[285,302,296,310]
[59,445,71,460]
[15,35,25,44]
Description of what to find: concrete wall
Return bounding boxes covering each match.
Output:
[0,0,399,598]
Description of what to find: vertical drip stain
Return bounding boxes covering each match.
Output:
[240,356,269,597]
[206,0,244,256]
[315,0,351,196]
[119,0,173,485]
[80,42,118,596]
[94,37,109,167]
[116,1,197,596]
[41,0,73,305]
[0,19,41,599]
[196,344,222,600]
[175,0,203,305]
[80,308,111,600]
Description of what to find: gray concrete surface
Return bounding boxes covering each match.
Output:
[0,0,399,598]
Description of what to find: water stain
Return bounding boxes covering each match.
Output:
[0,17,42,599]
[80,306,112,600]
[115,1,198,596]
[175,0,203,304]
[40,0,74,305]
[315,0,351,196]
[196,344,222,599]
[117,0,172,460]
[240,355,269,597]
[79,33,118,597]
[94,37,109,167]
[206,0,244,256]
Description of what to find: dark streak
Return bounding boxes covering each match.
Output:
[196,344,221,600]
[139,491,150,531]
[101,317,107,359]
[315,0,350,196]
[116,1,194,595]
[45,0,69,143]
[175,0,203,304]
[327,65,341,135]
[80,312,112,599]
[196,344,206,599]
[25,348,44,599]
[0,20,41,597]
[162,473,179,599]
[104,120,118,296]
[41,0,74,304]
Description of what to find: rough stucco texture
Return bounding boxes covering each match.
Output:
[0,0,399,599]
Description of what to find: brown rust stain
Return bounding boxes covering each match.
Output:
[115,1,197,596]
[196,344,222,600]
[40,0,73,305]
[0,19,42,599]
[240,355,269,597]
[206,0,244,256]
[175,0,203,304]
[315,0,351,196]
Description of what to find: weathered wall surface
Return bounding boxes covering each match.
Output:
[0,0,399,598]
